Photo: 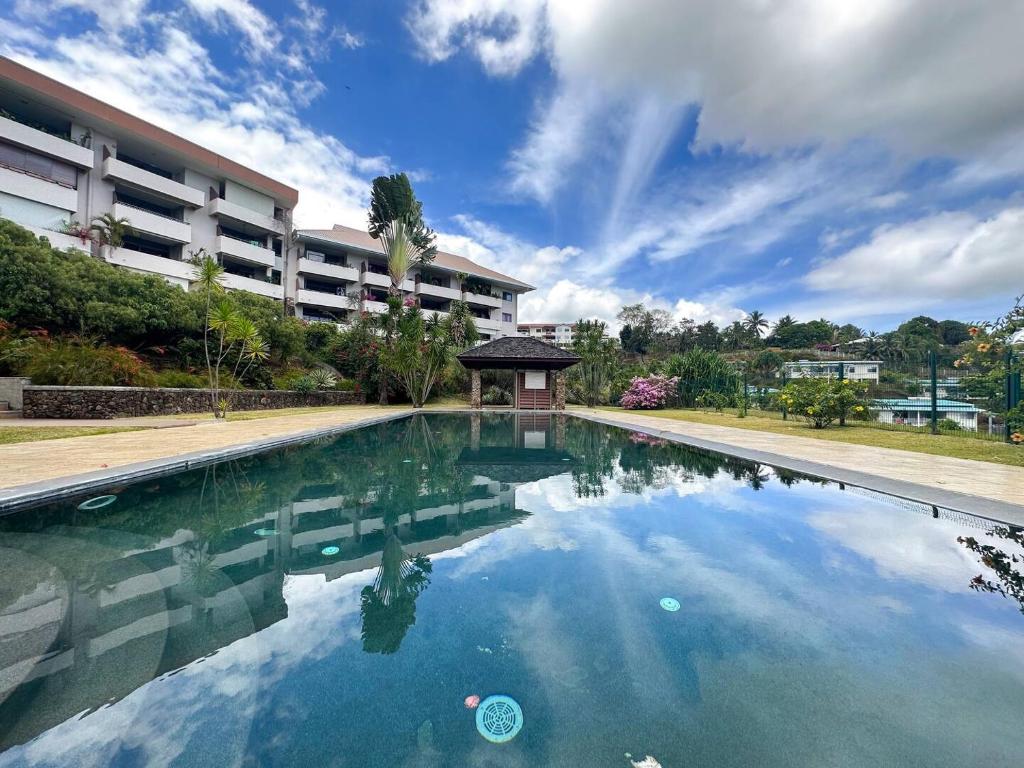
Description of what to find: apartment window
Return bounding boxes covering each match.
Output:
[502,291,513,302]
[502,312,513,323]
[0,141,77,187]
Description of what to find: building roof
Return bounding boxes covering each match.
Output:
[0,57,298,207]
[296,224,534,291]
[786,360,883,365]
[871,398,982,412]
[457,336,580,369]
[517,322,573,328]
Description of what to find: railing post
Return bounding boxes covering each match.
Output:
[929,350,938,435]
[780,368,787,420]
[838,361,846,425]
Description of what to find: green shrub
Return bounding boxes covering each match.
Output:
[18,336,157,386]
[307,368,337,390]
[695,391,730,411]
[779,377,868,428]
[155,370,207,389]
[937,418,962,432]
[481,385,512,405]
[336,377,356,392]
[665,349,739,407]
[293,376,317,393]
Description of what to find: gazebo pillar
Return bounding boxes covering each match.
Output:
[470,369,482,409]
[553,370,567,411]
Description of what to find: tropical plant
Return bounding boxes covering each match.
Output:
[571,319,619,406]
[13,335,156,386]
[778,377,868,428]
[665,348,740,407]
[744,310,769,338]
[90,213,132,248]
[367,172,437,295]
[481,385,512,406]
[380,304,463,407]
[307,368,337,390]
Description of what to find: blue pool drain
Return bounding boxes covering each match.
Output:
[253,528,277,537]
[660,597,680,612]
[476,695,523,743]
[321,545,340,556]
[77,495,117,511]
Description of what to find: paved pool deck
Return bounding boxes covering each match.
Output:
[0,406,1021,524]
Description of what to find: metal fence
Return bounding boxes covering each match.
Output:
[686,351,1021,443]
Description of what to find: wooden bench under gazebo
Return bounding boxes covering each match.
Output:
[457,337,580,410]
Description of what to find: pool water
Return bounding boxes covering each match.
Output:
[0,413,1022,767]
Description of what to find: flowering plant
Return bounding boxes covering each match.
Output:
[779,377,869,428]
[619,375,678,410]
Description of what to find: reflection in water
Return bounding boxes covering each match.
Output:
[959,525,1024,613]
[0,413,1020,766]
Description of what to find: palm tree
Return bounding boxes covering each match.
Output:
[190,251,226,415]
[774,314,797,332]
[367,173,437,296]
[744,310,769,338]
[90,213,132,249]
[360,530,433,654]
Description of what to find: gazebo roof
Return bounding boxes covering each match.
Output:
[457,336,581,370]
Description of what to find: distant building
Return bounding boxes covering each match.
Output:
[783,360,882,382]
[871,398,982,431]
[517,322,576,348]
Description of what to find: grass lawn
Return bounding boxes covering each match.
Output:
[597,407,1024,468]
[0,426,143,445]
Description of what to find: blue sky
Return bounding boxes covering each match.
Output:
[2,0,1023,331]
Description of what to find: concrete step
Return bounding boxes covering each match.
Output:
[0,409,22,419]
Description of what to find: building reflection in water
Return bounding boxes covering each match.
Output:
[0,413,574,749]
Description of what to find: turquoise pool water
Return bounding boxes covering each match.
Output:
[0,413,1022,767]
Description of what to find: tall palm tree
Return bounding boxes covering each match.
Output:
[367,173,437,296]
[744,310,769,338]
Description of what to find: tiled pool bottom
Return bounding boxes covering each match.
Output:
[0,413,1021,767]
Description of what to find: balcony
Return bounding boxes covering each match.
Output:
[23,225,90,253]
[112,202,191,244]
[103,247,194,286]
[207,197,285,235]
[215,235,275,268]
[361,271,414,291]
[417,281,462,301]
[298,258,359,282]
[222,272,283,300]
[296,288,352,311]
[0,166,77,211]
[474,315,502,332]
[0,115,93,168]
[361,299,389,315]
[463,290,503,309]
[102,157,204,208]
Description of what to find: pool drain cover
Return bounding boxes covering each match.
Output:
[660,597,680,612]
[253,528,277,537]
[78,495,117,511]
[476,695,523,743]
[321,545,340,556]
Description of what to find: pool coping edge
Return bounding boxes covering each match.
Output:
[0,409,414,513]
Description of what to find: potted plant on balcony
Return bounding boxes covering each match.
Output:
[90,213,133,257]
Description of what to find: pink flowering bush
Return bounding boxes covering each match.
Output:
[619,375,678,410]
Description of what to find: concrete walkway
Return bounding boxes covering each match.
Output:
[578,409,1024,522]
[0,406,411,507]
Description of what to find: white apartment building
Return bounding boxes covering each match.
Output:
[0,57,296,300]
[291,225,532,340]
[783,360,883,382]
[516,322,576,348]
[0,58,532,335]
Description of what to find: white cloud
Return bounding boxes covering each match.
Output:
[804,208,1024,305]
[411,0,1024,160]
[438,215,746,328]
[407,0,548,76]
[0,3,384,229]
[184,0,279,56]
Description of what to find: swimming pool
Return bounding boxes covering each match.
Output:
[0,413,1021,766]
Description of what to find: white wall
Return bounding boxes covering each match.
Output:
[223,179,274,217]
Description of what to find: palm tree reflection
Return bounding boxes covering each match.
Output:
[360,528,433,654]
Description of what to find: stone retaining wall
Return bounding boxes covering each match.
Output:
[22,386,365,419]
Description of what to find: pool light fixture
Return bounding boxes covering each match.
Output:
[77,495,117,510]
[659,597,681,612]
